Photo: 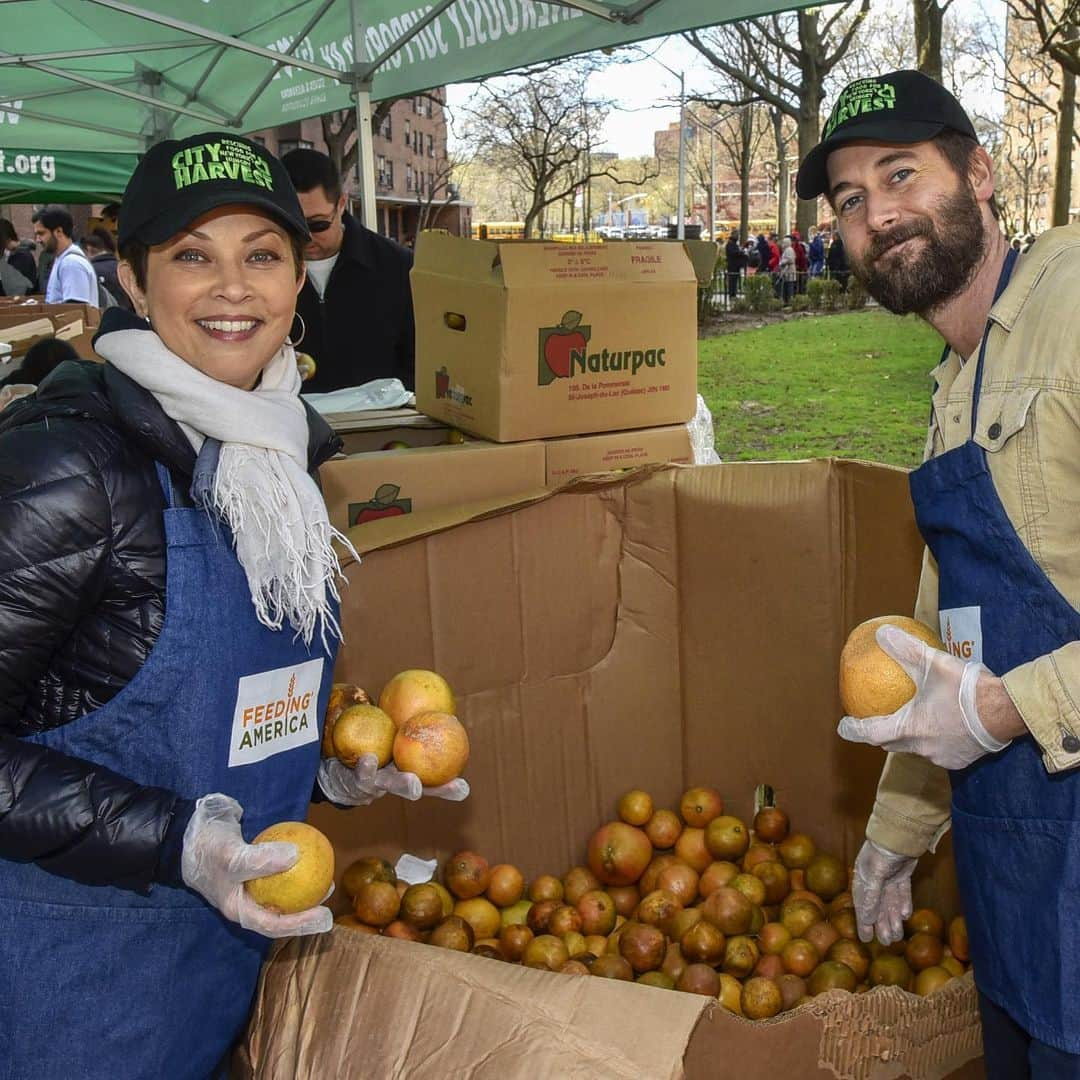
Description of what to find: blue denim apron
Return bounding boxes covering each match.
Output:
[0,463,338,1079]
[910,248,1080,1052]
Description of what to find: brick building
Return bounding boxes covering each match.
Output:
[251,88,470,245]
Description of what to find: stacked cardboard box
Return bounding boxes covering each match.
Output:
[241,460,983,1079]
[0,298,101,362]
[410,234,713,478]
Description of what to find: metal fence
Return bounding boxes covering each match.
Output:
[698,265,853,319]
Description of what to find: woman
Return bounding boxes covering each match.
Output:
[0,132,464,1079]
[779,236,797,304]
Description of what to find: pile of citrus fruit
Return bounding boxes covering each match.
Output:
[335,784,969,1019]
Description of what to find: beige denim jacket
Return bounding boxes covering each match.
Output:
[867,223,1080,858]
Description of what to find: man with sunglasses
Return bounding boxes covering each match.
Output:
[282,148,415,393]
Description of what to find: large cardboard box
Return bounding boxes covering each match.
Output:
[545,424,693,485]
[242,461,983,1079]
[318,439,546,534]
[412,234,700,442]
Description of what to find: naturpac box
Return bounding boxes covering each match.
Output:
[544,424,693,486]
[242,460,983,1080]
[318,439,545,535]
[412,233,700,442]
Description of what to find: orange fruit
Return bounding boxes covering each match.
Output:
[392,710,469,786]
[617,789,655,826]
[839,615,944,718]
[378,669,455,727]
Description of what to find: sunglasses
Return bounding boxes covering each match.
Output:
[306,208,339,234]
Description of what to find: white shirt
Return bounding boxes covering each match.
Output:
[304,254,339,300]
[46,243,98,305]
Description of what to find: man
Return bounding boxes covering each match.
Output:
[281,149,414,393]
[32,206,98,305]
[0,218,37,291]
[82,227,131,311]
[797,69,1080,1076]
[724,231,744,300]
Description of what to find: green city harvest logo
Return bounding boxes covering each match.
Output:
[823,79,897,139]
[537,310,666,387]
[348,483,412,527]
[171,138,274,192]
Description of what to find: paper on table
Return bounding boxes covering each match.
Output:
[303,379,415,414]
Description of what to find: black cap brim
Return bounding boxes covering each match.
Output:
[121,183,310,247]
[796,119,946,201]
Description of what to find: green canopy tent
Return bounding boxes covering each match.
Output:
[0,145,138,202]
[0,0,819,222]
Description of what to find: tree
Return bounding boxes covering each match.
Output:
[913,0,954,83]
[414,154,463,233]
[458,61,654,238]
[686,0,870,236]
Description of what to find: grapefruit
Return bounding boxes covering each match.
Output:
[839,615,944,718]
[244,821,334,914]
[378,669,455,727]
[332,704,396,768]
[392,711,469,786]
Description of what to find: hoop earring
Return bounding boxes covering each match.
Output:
[287,312,306,348]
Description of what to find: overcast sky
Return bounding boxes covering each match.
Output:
[445,0,1005,159]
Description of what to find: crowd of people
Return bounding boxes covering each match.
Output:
[723,225,850,301]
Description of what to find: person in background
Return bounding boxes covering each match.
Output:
[100,202,120,236]
[32,206,98,305]
[0,337,80,408]
[826,230,849,291]
[808,228,826,278]
[0,254,32,297]
[1,218,38,292]
[724,230,745,299]
[778,236,797,303]
[281,149,414,393]
[791,228,809,293]
[83,227,133,311]
[755,232,771,274]
[798,68,1080,1077]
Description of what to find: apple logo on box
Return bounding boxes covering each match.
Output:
[538,311,591,386]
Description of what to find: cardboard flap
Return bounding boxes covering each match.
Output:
[496,240,696,286]
[341,464,674,558]
[414,231,502,282]
[245,930,709,1080]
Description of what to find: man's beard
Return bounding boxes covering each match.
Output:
[850,185,986,316]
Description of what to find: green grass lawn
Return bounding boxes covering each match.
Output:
[699,310,945,468]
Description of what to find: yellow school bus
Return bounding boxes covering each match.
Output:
[472,221,526,241]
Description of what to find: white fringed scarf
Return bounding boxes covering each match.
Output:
[96,326,357,647]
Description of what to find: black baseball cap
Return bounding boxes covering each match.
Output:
[796,71,978,201]
[117,131,309,247]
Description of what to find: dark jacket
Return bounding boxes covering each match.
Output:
[294,212,415,394]
[0,311,341,892]
[90,251,133,312]
[827,235,849,274]
[6,241,38,292]
[725,237,745,273]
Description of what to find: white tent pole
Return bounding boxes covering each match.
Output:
[80,0,349,83]
[0,41,196,65]
[1,103,143,142]
[230,0,337,127]
[20,60,228,124]
[350,0,377,231]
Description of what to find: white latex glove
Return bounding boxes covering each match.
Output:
[180,793,333,939]
[317,753,471,806]
[837,625,1011,770]
[852,838,918,945]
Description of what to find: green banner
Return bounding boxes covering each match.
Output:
[0,146,137,204]
[0,1,816,152]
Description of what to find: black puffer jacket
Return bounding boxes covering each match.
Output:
[0,318,340,892]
